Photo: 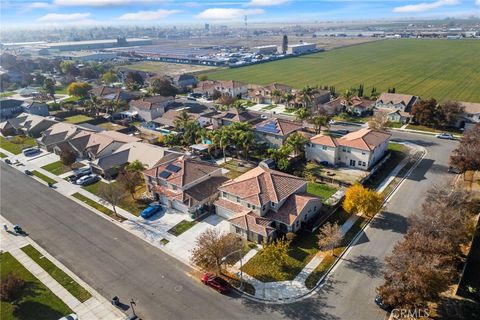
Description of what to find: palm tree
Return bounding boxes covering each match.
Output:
[207,130,221,157]
[296,108,310,122]
[283,93,295,108]
[219,127,231,163]
[183,121,202,146]
[309,115,330,134]
[271,89,282,104]
[285,132,307,156]
[241,131,255,160]
[173,110,192,131]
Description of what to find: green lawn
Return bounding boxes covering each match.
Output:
[41,161,84,176]
[167,220,197,236]
[63,115,92,124]
[0,151,7,158]
[0,252,72,320]
[332,113,370,124]
[386,121,403,128]
[262,105,277,110]
[242,231,319,282]
[0,91,15,98]
[20,245,91,302]
[72,192,126,222]
[83,181,147,216]
[31,171,56,184]
[0,136,37,155]
[387,142,405,153]
[307,182,338,202]
[204,39,480,103]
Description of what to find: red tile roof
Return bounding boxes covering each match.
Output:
[337,128,391,151]
[266,194,319,225]
[228,213,275,237]
[310,134,338,147]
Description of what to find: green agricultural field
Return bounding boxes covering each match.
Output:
[204,39,480,103]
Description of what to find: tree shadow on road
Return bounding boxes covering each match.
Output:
[369,211,409,234]
[343,254,384,278]
[238,278,345,320]
[405,158,433,182]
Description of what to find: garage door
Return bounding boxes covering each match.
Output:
[172,200,187,213]
[159,195,169,206]
[216,206,235,219]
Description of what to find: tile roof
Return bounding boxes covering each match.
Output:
[145,155,221,188]
[219,80,247,89]
[184,176,230,207]
[337,128,391,151]
[266,194,319,225]
[457,101,480,114]
[255,118,303,136]
[376,92,417,106]
[310,134,338,147]
[129,95,174,110]
[219,166,306,206]
[212,108,258,123]
[214,198,248,215]
[228,212,275,237]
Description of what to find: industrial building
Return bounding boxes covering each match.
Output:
[55,51,118,62]
[286,43,317,55]
[253,45,278,55]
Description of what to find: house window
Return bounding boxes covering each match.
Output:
[235,226,241,234]
[362,151,366,155]
[296,220,299,227]
[236,196,240,203]
[342,147,346,152]
[262,205,266,211]
[347,147,351,153]
[222,192,227,198]
[247,203,251,208]
[252,205,256,210]
[322,146,327,150]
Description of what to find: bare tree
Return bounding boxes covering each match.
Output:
[59,149,76,168]
[450,123,480,176]
[117,169,142,200]
[368,110,389,131]
[98,183,125,217]
[318,222,343,256]
[190,229,242,274]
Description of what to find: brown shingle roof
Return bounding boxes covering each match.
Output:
[129,95,174,110]
[219,166,306,206]
[228,213,275,237]
[376,92,417,106]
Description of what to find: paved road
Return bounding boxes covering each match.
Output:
[0,131,458,320]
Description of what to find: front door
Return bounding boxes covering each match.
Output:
[350,159,356,167]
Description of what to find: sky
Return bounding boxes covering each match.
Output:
[1,0,479,28]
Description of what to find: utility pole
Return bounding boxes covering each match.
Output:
[130,298,137,316]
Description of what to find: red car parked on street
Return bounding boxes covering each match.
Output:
[201,273,231,294]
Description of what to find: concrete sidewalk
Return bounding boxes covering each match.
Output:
[0,216,125,320]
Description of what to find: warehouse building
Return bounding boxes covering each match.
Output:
[253,45,278,55]
[286,43,317,55]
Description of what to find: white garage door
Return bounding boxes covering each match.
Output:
[172,200,187,213]
[216,206,235,219]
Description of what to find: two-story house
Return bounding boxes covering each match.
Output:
[194,80,248,98]
[143,156,229,218]
[0,99,24,121]
[254,118,303,148]
[37,122,86,152]
[455,101,480,131]
[0,113,56,137]
[306,128,391,170]
[248,83,293,104]
[21,101,49,117]
[375,92,419,124]
[214,165,321,243]
[129,95,175,122]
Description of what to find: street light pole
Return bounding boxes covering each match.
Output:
[130,298,136,316]
[221,248,243,290]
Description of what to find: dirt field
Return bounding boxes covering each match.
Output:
[117,61,217,76]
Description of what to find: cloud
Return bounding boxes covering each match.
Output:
[476,0,480,6]
[247,0,290,7]
[195,8,264,21]
[393,0,459,13]
[53,0,153,6]
[20,1,54,13]
[37,12,91,22]
[118,9,179,21]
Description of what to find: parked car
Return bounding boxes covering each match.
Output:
[58,314,78,320]
[68,168,91,183]
[140,203,163,219]
[374,295,393,312]
[435,132,454,140]
[260,114,268,119]
[22,148,41,157]
[4,159,12,165]
[201,273,231,294]
[448,166,462,174]
[24,169,32,175]
[75,174,100,186]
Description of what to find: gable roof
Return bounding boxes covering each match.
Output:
[266,193,319,225]
[310,134,338,147]
[129,95,174,110]
[144,155,221,188]
[457,101,480,114]
[0,99,23,110]
[337,128,391,151]
[212,108,258,123]
[218,80,247,89]
[7,113,55,131]
[219,166,306,206]
[376,92,417,107]
[38,122,80,145]
[255,118,303,136]
[69,130,140,155]
[228,212,275,237]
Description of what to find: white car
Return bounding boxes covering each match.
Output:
[260,114,268,119]
[435,132,454,140]
[58,314,78,320]
[328,119,336,125]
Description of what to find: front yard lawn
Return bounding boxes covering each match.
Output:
[332,113,370,124]
[21,245,91,302]
[0,136,37,155]
[0,252,73,320]
[31,170,56,184]
[262,104,276,110]
[387,142,405,153]
[0,151,7,158]
[220,159,254,179]
[167,220,197,236]
[63,115,92,124]
[41,161,84,176]
[307,182,338,202]
[83,181,147,216]
[242,231,319,282]
[72,192,126,222]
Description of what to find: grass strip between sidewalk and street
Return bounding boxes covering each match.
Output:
[20,244,92,302]
[72,192,126,222]
[0,151,7,158]
[31,170,56,184]
[0,252,73,320]
[167,220,197,236]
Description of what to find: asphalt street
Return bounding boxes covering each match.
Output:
[0,129,458,320]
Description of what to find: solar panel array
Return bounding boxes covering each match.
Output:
[256,120,279,134]
[159,171,172,179]
[166,164,181,173]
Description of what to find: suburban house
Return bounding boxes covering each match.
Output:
[375,92,419,113]
[89,86,140,103]
[152,102,214,129]
[117,68,153,84]
[37,122,86,152]
[306,128,391,170]
[208,108,260,128]
[376,108,412,124]
[455,101,480,130]
[194,80,248,98]
[318,97,345,116]
[248,83,293,104]
[0,113,56,137]
[21,101,49,117]
[214,165,322,243]
[345,96,375,116]
[65,130,141,160]
[254,118,303,148]
[129,95,175,122]
[0,99,24,120]
[172,74,197,89]
[143,156,229,218]
[90,141,180,178]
